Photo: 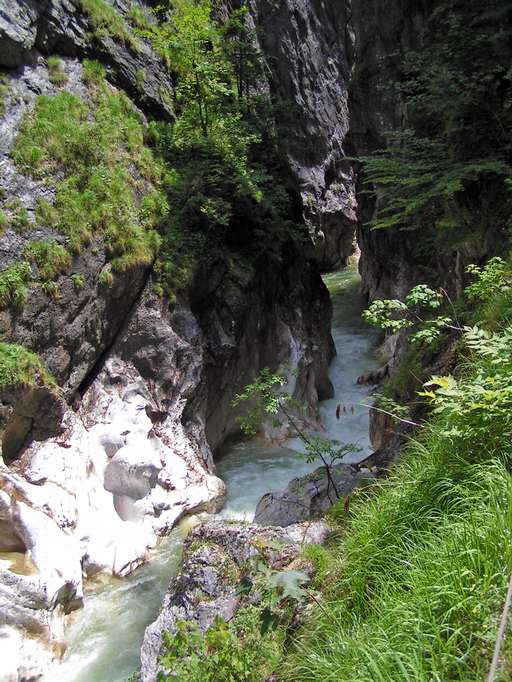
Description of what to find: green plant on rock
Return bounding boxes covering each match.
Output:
[0,342,55,390]
[0,262,32,308]
[47,56,68,86]
[4,198,33,233]
[82,58,107,87]
[0,73,10,116]
[23,239,71,281]
[79,0,140,53]
[357,2,512,239]
[12,88,165,269]
[71,273,85,289]
[0,210,8,234]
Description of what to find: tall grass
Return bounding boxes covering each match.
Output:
[282,433,512,680]
[12,86,166,272]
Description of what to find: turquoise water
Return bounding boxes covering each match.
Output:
[217,266,380,520]
[55,265,379,681]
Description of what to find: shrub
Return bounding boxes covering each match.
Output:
[0,262,32,308]
[0,342,55,390]
[22,239,71,281]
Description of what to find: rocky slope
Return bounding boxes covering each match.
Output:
[0,2,335,679]
[140,519,330,682]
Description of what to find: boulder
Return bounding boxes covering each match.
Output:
[254,463,374,526]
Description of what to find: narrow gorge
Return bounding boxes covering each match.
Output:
[1,1,511,681]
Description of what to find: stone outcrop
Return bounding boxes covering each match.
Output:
[254,462,373,527]
[140,519,331,682]
[0,3,336,678]
[0,0,174,119]
[237,0,358,271]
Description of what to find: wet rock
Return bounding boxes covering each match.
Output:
[254,463,373,526]
[140,519,331,682]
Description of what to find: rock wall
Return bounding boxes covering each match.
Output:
[233,0,359,271]
[0,2,335,678]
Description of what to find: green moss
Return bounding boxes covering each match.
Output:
[0,262,32,308]
[12,89,166,269]
[23,239,71,281]
[135,67,146,92]
[47,56,68,86]
[79,0,140,53]
[0,342,55,390]
[98,267,114,286]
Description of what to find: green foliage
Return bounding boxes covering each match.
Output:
[23,239,71,281]
[358,1,512,235]
[0,342,55,390]
[12,88,165,269]
[79,0,140,53]
[47,56,68,86]
[359,132,510,231]
[0,262,32,308]
[363,285,448,345]
[160,616,268,682]
[231,367,289,436]
[143,0,300,296]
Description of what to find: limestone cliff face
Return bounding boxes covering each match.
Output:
[239,0,358,272]
[0,2,335,678]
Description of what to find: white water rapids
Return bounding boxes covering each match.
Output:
[54,266,380,681]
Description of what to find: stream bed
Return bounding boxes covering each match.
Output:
[55,265,379,682]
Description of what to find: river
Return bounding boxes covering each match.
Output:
[55,265,379,681]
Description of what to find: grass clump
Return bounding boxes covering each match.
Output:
[47,56,68,86]
[0,262,32,308]
[0,73,10,116]
[71,273,85,289]
[0,342,55,390]
[79,0,140,53]
[82,58,106,87]
[12,88,165,269]
[127,5,151,31]
[0,210,8,234]
[4,198,33,233]
[23,239,71,281]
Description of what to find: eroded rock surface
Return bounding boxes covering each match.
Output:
[140,519,331,682]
